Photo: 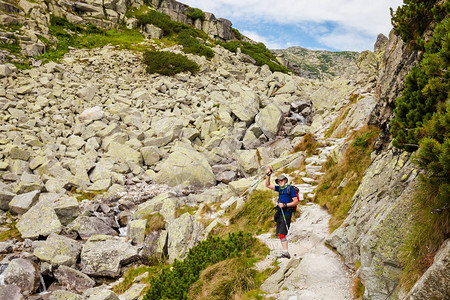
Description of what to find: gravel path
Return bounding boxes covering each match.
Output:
[256,142,353,300]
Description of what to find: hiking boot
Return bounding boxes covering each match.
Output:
[277,252,291,259]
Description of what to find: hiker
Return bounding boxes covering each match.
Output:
[265,166,299,259]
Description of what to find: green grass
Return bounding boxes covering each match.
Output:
[36,15,144,63]
[0,212,22,242]
[213,190,276,237]
[0,35,21,54]
[314,126,381,231]
[398,177,449,291]
[112,265,156,295]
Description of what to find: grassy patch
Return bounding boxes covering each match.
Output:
[142,50,200,75]
[398,177,449,291]
[174,205,197,218]
[0,34,21,54]
[314,126,380,231]
[0,212,22,242]
[188,257,266,300]
[292,133,319,155]
[36,15,143,63]
[213,190,276,237]
[351,276,365,300]
[112,265,157,295]
[143,213,165,235]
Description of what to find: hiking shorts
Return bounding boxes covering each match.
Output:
[276,211,292,235]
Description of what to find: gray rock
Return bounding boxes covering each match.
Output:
[49,290,86,300]
[52,195,80,226]
[0,64,14,78]
[9,190,40,215]
[155,146,215,187]
[255,103,283,139]
[144,24,163,39]
[118,283,146,300]
[33,233,82,267]
[0,241,13,254]
[140,230,167,263]
[83,286,119,300]
[127,219,146,245]
[3,258,40,294]
[140,146,161,166]
[16,200,62,239]
[0,186,15,210]
[81,235,139,277]
[0,285,22,300]
[167,213,203,263]
[68,215,118,240]
[54,265,95,293]
[9,146,30,161]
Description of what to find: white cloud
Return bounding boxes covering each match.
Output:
[182,0,402,36]
[241,30,284,49]
[181,0,404,50]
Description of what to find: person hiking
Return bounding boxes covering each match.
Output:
[265,165,299,259]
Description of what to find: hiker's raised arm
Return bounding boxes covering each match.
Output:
[265,166,275,190]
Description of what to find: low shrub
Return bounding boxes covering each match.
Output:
[143,231,257,300]
[185,7,205,21]
[142,50,199,75]
[217,41,289,73]
[176,29,214,58]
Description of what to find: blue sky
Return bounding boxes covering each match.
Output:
[181,0,404,52]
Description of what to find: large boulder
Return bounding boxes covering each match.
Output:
[9,190,40,215]
[155,146,215,187]
[236,150,260,176]
[127,219,146,245]
[0,285,22,300]
[54,265,95,293]
[133,192,177,221]
[67,215,118,239]
[3,258,40,294]
[52,195,80,226]
[140,230,168,262]
[33,233,82,267]
[255,103,283,139]
[16,201,62,239]
[49,290,86,300]
[167,213,203,263]
[83,286,119,300]
[106,142,142,165]
[81,235,139,277]
[229,89,259,123]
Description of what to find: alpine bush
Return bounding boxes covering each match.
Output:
[185,7,205,21]
[143,232,256,300]
[218,41,289,73]
[143,50,199,75]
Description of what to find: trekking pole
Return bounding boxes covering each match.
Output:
[279,204,290,236]
[238,173,266,198]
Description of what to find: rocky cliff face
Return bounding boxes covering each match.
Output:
[326,29,449,299]
[0,0,234,65]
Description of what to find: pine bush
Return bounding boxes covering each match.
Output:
[143,51,199,76]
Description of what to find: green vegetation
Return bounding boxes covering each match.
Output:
[143,232,264,300]
[351,277,365,300]
[232,28,244,40]
[398,178,449,291]
[135,9,213,58]
[143,213,165,234]
[113,265,155,294]
[0,212,21,242]
[390,1,449,290]
[0,34,21,54]
[292,133,320,156]
[217,41,289,73]
[37,16,143,63]
[185,7,205,21]
[315,126,380,230]
[142,50,200,75]
[227,190,276,236]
